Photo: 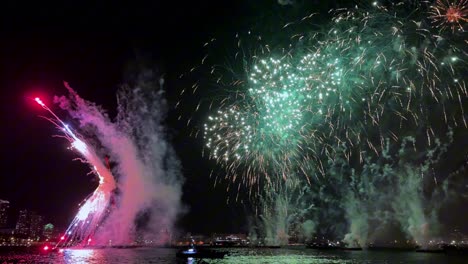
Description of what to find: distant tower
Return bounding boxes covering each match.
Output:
[43,223,54,240]
[30,213,44,240]
[16,210,43,239]
[0,200,9,228]
[16,209,31,236]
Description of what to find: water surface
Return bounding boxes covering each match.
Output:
[0,247,466,263]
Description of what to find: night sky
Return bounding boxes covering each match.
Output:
[0,0,250,233]
[0,0,331,233]
[1,0,466,237]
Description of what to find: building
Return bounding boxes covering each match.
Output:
[43,223,54,240]
[15,209,44,239]
[30,213,43,240]
[0,200,9,228]
[16,209,31,236]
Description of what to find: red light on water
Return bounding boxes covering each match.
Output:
[43,245,49,251]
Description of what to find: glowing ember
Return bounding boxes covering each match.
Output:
[429,0,467,32]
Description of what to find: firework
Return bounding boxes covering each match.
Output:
[203,56,319,189]
[194,1,467,193]
[34,97,116,247]
[185,0,468,246]
[429,0,468,32]
[172,0,468,246]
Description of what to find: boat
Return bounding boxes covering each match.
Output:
[176,247,227,259]
[306,241,342,250]
[253,245,281,248]
[342,247,363,251]
[415,248,444,253]
[306,244,342,250]
[266,245,281,248]
[306,239,343,250]
[415,244,445,253]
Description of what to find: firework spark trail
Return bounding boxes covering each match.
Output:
[34,97,116,247]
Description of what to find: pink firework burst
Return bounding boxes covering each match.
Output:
[429,0,468,32]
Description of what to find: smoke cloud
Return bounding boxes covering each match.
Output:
[54,69,183,245]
